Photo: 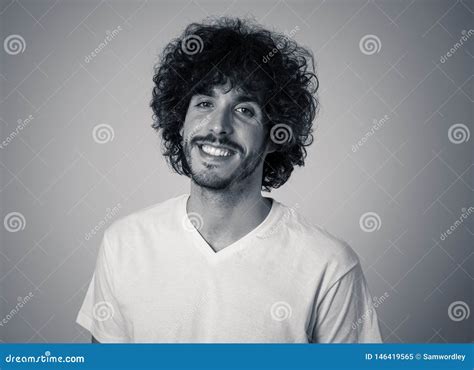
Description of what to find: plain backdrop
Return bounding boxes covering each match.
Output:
[0,0,472,343]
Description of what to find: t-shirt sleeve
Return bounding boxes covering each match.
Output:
[75,230,129,343]
[311,262,383,343]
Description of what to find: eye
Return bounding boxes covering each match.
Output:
[235,106,255,117]
[196,101,213,108]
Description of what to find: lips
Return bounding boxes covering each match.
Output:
[195,141,239,158]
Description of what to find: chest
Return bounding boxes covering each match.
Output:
[117,255,313,342]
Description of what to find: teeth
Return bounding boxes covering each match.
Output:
[201,144,233,157]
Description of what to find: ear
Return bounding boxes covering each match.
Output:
[264,139,278,155]
[263,121,277,155]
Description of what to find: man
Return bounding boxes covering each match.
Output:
[76,17,382,343]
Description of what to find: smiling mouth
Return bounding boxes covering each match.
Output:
[198,143,237,157]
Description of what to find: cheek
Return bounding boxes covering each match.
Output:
[181,116,195,143]
[181,105,197,135]
[182,112,207,141]
[242,128,267,153]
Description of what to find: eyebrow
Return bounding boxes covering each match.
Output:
[193,90,262,106]
[234,94,261,105]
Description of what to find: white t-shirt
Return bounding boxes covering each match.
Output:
[76,194,382,343]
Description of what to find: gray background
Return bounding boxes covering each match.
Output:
[0,0,472,343]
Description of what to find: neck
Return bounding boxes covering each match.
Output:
[186,179,272,251]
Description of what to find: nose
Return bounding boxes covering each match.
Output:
[208,105,234,136]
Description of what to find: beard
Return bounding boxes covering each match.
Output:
[182,139,266,191]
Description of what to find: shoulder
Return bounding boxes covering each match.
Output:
[278,202,361,280]
[104,194,186,243]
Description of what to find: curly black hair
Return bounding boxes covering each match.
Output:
[150,17,319,191]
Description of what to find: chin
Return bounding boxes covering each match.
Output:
[191,171,235,190]
[185,149,261,191]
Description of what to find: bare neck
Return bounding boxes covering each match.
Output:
[186,183,272,252]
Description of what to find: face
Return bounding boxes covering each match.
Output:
[181,84,271,190]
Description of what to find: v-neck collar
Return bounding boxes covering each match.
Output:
[180,194,281,261]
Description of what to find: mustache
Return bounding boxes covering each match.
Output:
[191,134,243,153]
